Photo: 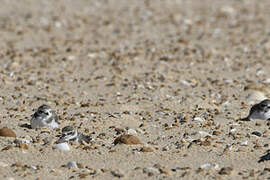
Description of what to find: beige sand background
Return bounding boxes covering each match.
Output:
[1,0,270,179]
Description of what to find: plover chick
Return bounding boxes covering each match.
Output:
[57,126,91,144]
[242,99,270,121]
[30,104,59,129]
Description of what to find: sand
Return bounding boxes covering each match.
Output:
[1,0,270,179]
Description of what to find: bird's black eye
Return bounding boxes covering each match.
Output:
[67,132,73,135]
[261,104,267,108]
[45,112,49,115]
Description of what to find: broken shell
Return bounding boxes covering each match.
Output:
[66,161,78,168]
[54,142,70,151]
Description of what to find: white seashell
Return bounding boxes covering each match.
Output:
[0,162,8,167]
[87,53,97,58]
[194,117,204,122]
[54,142,70,151]
[127,129,137,135]
[143,167,159,174]
[181,80,192,86]
[30,165,37,170]
[200,163,219,170]
[66,161,78,168]
[240,141,248,146]
[264,78,270,83]
[231,122,239,126]
[6,177,15,180]
[223,101,230,106]
[256,70,264,76]
[230,129,237,133]
[200,163,211,169]
[198,131,212,137]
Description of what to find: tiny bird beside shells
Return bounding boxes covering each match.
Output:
[242,99,270,121]
[30,104,59,129]
[56,126,91,144]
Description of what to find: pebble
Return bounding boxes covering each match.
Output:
[159,168,171,174]
[140,146,154,152]
[143,167,159,176]
[111,170,124,178]
[18,143,29,150]
[219,167,233,175]
[251,131,262,137]
[114,134,141,145]
[0,127,16,138]
[66,161,78,168]
[54,142,70,151]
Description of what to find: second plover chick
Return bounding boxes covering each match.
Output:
[242,99,270,121]
[30,104,59,129]
[57,126,91,144]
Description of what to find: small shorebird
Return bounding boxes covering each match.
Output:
[242,99,270,121]
[30,104,59,129]
[57,126,91,144]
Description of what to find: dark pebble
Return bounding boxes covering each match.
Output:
[251,131,262,137]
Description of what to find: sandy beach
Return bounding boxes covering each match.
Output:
[1,0,270,179]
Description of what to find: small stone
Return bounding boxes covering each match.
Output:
[114,134,141,145]
[251,131,262,137]
[0,127,16,138]
[18,143,29,150]
[77,163,83,169]
[2,145,13,151]
[111,170,124,178]
[201,140,211,146]
[213,131,221,135]
[66,161,78,168]
[140,146,154,152]
[159,168,170,174]
[12,162,23,167]
[143,167,159,176]
[219,167,233,175]
[78,173,88,178]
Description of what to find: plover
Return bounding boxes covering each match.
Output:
[30,104,59,129]
[56,126,91,144]
[242,99,270,121]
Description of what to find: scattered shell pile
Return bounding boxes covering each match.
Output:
[1,0,270,179]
